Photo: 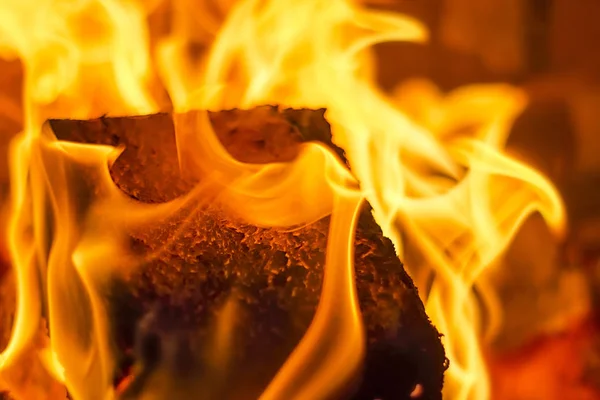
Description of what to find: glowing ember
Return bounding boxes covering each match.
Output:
[0,0,566,399]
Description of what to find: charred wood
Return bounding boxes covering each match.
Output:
[50,107,447,400]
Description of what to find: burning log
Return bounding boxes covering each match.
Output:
[49,107,447,400]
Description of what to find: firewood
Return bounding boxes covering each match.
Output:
[49,107,447,400]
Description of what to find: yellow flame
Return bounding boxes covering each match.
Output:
[0,0,566,399]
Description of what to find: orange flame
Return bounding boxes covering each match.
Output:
[0,0,565,399]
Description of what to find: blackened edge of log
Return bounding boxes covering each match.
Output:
[49,108,446,400]
[50,106,348,203]
[352,205,447,400]
[278,107,349,165]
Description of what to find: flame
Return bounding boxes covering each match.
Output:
[0,0,566,400]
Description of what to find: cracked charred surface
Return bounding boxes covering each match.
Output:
[50,106,447,400]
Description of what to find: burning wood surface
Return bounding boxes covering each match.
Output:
[48,107,447,400]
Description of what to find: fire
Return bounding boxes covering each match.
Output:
[0,0,565,399]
